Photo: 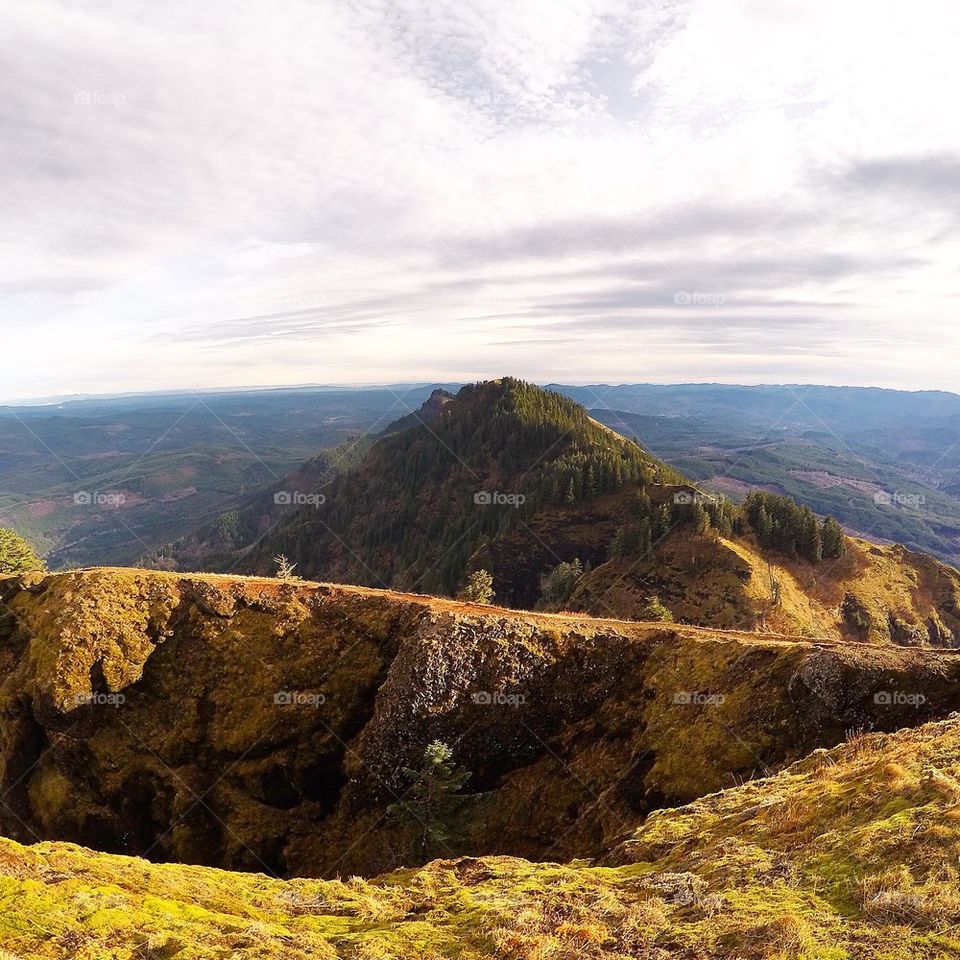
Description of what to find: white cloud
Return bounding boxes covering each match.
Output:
[0,0,958,400]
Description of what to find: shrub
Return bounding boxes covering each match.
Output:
[639,595,673,623]
[539,559,583,606]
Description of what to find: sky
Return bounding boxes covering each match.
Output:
[2,0,959,401]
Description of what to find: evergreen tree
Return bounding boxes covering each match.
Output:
[755,505,773,542]
[539,558,584,606]
[387,741,472,862]
[821,516,845,559]
[610,518,652,559]
[652,504,672,540]
[691,501,711,535]
[0,528,45,575]
[639,595,674,622]
[745,492,832,563]
[458,569,495,604]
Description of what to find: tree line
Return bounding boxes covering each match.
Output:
[609,488,845,564]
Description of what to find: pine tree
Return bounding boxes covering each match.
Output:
[639,595,674,622]
[0,528,45,575]
[691,501,711,535]
[821,516,845,559]
[653,504,672,540]
[539,559,583,606]
[388,740,472,862]
[795,507,821,563]
[754,504,773,543]
[457,569,495,604]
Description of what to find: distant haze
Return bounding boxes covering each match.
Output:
[2,0,959,400]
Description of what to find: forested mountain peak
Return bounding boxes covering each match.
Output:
[156,379,960,647]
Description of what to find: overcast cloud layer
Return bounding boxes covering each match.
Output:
[2,0,959,400]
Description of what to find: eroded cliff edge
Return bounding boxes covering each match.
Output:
[1,568,958,877]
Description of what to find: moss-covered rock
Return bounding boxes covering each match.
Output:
[1,568,960,879]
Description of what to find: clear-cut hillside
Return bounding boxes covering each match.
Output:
[2,568,960,880]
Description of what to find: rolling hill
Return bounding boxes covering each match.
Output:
[0,387,440,569]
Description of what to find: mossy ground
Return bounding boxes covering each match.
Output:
[2,717,960,958]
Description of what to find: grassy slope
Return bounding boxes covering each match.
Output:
[572,526,960,645]
[2,717,960,958]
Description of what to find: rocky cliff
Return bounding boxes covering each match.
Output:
[2,568,959,878]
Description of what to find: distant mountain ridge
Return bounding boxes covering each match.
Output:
[567,383,960,565]
[4,381,958,571]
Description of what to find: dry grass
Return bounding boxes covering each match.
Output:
[860,866,960,929]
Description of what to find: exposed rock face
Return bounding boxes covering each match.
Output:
[2,569,960,878]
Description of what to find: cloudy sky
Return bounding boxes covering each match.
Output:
[2,0,959,401]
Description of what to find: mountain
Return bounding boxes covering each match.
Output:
[176,378,681,601]
[1,571,959,956]
[7,380,959,574]
[153,388,459,572]
[165,378,960,647]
